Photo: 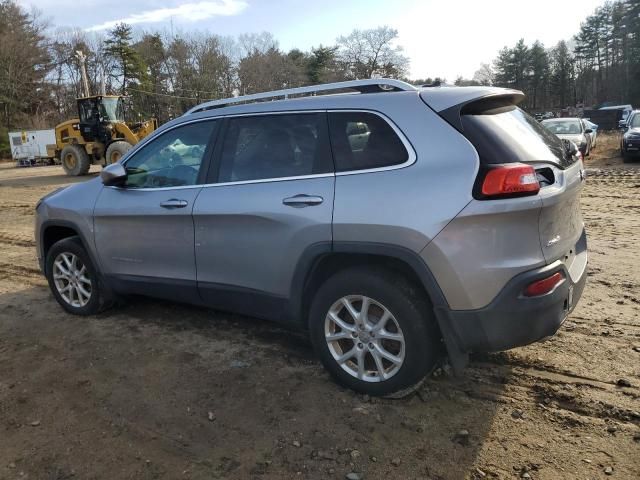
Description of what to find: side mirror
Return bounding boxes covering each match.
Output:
[101,163,127,186]
[584,128,593,134]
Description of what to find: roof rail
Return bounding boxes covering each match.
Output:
[185,78,417,115]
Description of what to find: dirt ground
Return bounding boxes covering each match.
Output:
[0,132,638,480]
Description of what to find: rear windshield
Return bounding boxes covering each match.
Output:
[460,105,575,168]
[542,120,582,135]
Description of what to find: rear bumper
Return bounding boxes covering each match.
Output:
[623,137,640,156]
[443,231,587,352]
[622,146,640,157]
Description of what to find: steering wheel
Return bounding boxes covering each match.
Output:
[170,165,197,185]
[167,152,182,169]
[144,174,164,188]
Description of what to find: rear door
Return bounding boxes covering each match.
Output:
[192,112,334,319]
[93,120,218,303]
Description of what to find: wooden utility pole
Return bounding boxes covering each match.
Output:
[75,50,91,97]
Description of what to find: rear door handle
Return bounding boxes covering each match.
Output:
[160,199,188,209]
[282,194,324,208]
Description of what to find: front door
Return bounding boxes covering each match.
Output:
[193,112,335,320]
[93,120,218,303]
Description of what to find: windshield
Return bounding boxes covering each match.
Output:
[542,120,582,135]
[100,97,124,122]
[630,114,640,128]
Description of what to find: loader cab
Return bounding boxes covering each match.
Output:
[77,96,125,143]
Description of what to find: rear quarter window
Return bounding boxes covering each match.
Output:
[461,106,574,168]
[328,112,408,172]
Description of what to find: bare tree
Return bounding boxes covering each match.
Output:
[237,32,278,57]
[238,47,306,94]
[336,26,409,79]
[472,63,494,86]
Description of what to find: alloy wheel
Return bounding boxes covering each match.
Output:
[52,252,92,308]
[324,295,405,382]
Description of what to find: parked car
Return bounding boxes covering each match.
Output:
[35,79,588,397]
[541,118,593,157]
[621,110,640,163]
[583,120,598,149]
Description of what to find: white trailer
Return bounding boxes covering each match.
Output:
[8,129,56,166]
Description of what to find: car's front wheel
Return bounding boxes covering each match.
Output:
[309,267,441,397]
[45,237,113,315]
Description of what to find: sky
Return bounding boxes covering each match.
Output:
[20,0,607,80]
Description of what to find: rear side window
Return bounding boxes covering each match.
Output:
[218,113,332,182]
[328,112,408,172]
[460,105,574,168]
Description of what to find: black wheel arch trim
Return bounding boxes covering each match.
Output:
[289,240,469,372]
[40,219,101,278]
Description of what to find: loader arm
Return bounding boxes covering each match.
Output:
[112,119,157,145]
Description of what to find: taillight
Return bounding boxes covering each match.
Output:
[481,163,540,198]
[524,272,564,297]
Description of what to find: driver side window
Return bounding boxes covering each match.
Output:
[124,120,217,188]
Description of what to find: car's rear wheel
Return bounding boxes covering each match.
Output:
[309,267,440,397]
[45,237,113,315]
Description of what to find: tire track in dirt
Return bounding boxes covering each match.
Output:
[460,376,640,428]
[0,261,44,286]
[0,232,35,248]
[462,349,640,425]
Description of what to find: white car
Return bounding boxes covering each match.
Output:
[583,120,598,149]
[541,118,593,157]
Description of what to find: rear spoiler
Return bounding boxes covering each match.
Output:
[419,87,525,132]
[438,93,526,132]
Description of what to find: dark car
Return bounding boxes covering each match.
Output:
[621,110,640,163]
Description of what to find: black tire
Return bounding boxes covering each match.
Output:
[60,144,91,176]
[105,141,132,165]
[309,267,441,397]
[45,236,114,315]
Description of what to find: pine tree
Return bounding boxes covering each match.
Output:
[104,23,146,96]
[550,41,574,108]
[528,41,550,109]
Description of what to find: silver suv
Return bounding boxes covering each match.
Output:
[35,79,588,396]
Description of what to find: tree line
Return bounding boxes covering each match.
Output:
[466,0,639,112]
[1,0,638,157]
[0,0,409,157]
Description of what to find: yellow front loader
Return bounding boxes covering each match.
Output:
[47,95,157,176]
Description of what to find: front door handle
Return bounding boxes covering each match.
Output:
[160,199,188,209]
[282,194,324,208]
